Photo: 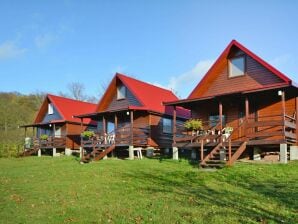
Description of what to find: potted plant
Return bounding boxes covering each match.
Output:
[40,134,48,140]
[81,130,95,140]
[184,119,203,135]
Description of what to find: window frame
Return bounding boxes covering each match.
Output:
[117,84,126,100]
[48,103,54,115]
[228,55,246,78]
[162,117,173,134]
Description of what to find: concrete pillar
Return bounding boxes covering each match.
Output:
[103,148,108,160]
[253,147,261,160]
[191,149,196,160]
[219,148,226,161]
[79,147,82,159]
[53,148,56,157]
[129,145,134,160]
[38,149,41,157]
[290,146,298,160]
[65,148,72,156]
[280,144,288,164]
[172,147,179,160]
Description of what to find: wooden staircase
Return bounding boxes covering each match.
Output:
[200,141,247,168]
[81,144,116,163]
[20,147,39,157]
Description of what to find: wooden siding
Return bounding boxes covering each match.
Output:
[107,88,142,111]
[196,50,285,98]
[42,104,62,123]
[66,123,88,149]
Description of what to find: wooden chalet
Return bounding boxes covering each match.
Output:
[75,73,189,162]
[21,94,96,156]
[165,40,298,168]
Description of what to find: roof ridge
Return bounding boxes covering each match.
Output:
[47,93,97,106]
[116,72,174,94]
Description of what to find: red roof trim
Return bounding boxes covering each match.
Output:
[188,40,292,99]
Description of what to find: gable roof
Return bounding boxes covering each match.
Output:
[188,40,293,99]
[34,94,97,124]
[96,73,190,118]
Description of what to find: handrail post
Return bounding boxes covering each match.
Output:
[173,106,177,146]
[228,138,232,166]
[200,140,204,163]
[281,91,286,141]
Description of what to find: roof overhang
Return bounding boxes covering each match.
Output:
[20,119,95,128]
[164,83,294,108]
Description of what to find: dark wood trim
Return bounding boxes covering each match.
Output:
[130,111,134,145]
[103,116,106,134]
[173,106,177,145]
[296,97,298,145]
[219,101,223,131]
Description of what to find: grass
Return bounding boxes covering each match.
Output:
[0,156,297,224]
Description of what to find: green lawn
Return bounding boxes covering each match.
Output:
[0,156,297,224]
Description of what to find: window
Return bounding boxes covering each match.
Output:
[228,56,245,77]
[48,103,53,115]
[209,115,226,127]
[162,118,172,134]
[117,84,126,100]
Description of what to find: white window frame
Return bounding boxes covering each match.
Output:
[228,56,245,78]
[162,118,172,134]
[48,103,54,115]
[117,84,126,100]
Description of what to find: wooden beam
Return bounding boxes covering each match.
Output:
[200,140,204,163]
[103,116,106,134]
[114,114,118,129]
[245,96,249,141]
[219,101,223,131]
[281,91,286,141]
[53,123,55,137]
[173,106,177,145]
[80,118,83,133]
[130,111,134,145]
[296,97,298,145]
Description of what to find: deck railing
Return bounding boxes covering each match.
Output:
[174,114,297,146]
[24,136,67,149]
[81,126,150,149]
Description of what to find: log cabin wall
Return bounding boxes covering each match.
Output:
[197,49,285,98]
[66,123,88,149]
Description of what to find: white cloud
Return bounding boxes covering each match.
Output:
[35,33,58,49]
[167,59,214,98]
[0,41,27,59]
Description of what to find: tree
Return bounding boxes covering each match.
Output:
[67,82,86,101]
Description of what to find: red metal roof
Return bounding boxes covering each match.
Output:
[97,73,190,118]
[188,40,293,99]
[34,94,97,124]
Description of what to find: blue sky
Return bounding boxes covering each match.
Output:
[0,0,297,99]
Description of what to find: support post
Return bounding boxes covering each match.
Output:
[219,101,223,143]
[130,111,134,145]
[295,97,298,146]
[172,146,179,160]
[173,106,177,145]
[38,149,41,157]
[25,127,27,138]
[280,143,287,164]
[281,91,286,141]
[200,140,204,162]
[253,147,261,160]
[80,118,83,159]
[129,145,134,160]
[53,148,56,157]
[103,116,106,144]
[228,138,232,165]
[290,146,298,160]
[245,96,249,141]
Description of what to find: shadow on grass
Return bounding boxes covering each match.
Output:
[124,166,297,223]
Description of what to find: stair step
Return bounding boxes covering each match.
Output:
[206,160,226,164]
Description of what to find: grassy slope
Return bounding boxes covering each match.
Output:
[0,157,297,224]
